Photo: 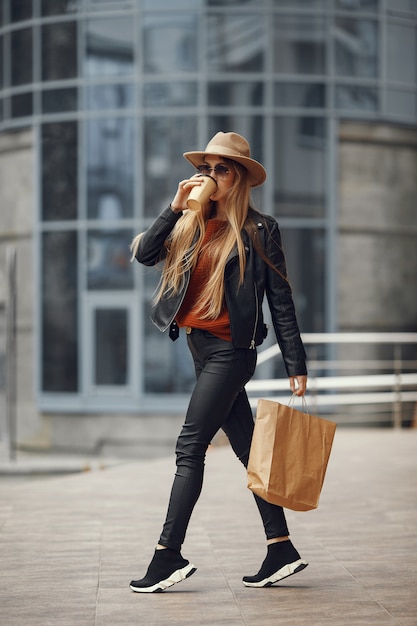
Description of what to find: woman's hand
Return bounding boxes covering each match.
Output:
[289,375,307,397]
[170,175,205,213]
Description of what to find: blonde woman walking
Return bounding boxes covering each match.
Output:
[130,132,308,593]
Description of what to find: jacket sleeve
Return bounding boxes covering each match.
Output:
[135,206,183,266]
[264,220,307,377]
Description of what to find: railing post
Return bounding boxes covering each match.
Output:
[393,344,402,429]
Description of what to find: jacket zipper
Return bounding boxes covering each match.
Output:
[250,282,259,349]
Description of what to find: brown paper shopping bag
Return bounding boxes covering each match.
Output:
[247,397,336,511]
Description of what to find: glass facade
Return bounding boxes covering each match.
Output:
[0,0,416,412]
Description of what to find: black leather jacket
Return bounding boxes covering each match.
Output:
[135,206,307,377]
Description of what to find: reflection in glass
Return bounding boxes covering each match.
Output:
[87,84,134,110]
[336,85,378,111]
[42,22,77,81]
[387,23,416,83]
[95,309,128,386]
[386,0,417,15]
[273,0,325,5]
[143,271,195,393]
[11,0,32,22]
[85,18,134,77]
[387,89,416,118]
[334,18,378,77]
[274,83,325,108]
[86,118,134,219]
[273,16,326,74]
[144,82,197,107]
[87,229,133,290]
[144,14,197,73]
[208,14,264,72]
[11,93,33,117]
[144,117,197,216]
[273,117,326,219]
[144,0,202,7]
[208,82,263,106]
[42,231,78,392]
[336,0,378,10]
[42,88,77,113]
[41,0,77,16]
[11,28,33,86]
[279,228,325,333]
[42,122,78,221]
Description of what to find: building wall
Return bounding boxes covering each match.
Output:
[338,121,417,333]
[0,129,45,444]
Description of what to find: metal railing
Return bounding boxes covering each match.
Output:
[247,333,417,427]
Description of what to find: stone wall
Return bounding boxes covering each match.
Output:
[336,121,417,423]
[0,129,43,445]
[338,121,417,333]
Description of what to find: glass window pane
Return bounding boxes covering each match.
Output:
[11,93,33,117]
[207,0,263,4]
[41,0,77,16]
[144,116,197,217]
[85,18,134,77]
[11,0,32,22]
[0,36,3,88]
[143,271,195,393]
[42,22,77,81]
[41,122,78,221]
[208,81,263,106]
[144,0,199,6]
[95,309,128,386]
[334,18,378,78]
[208,14,264,72]
[42,88,77,113]
[86,117,134,219]
[274,83,325,108]
[144,81,197,107]
[273,116,326,218]
[86,83,134,110]
[42,231,78,392]
[11,28,33,86]
[387,0,417,16]
[273,0,325,6]
[386,89,417,118]
[335,0,379,10]
[280,228,325,333]
[144,14,197,73]
[87,229,133,290]
[273,16,326,74]
[387,23,417,84]
[335,85,378,111]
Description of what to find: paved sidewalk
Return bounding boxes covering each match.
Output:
[0,429,416,626]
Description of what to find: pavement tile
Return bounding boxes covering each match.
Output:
[0,429,416,625]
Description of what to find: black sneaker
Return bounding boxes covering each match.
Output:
[130,548,197,593]
[243,540,308,588]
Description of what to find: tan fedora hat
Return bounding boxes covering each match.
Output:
[183,131,266,188]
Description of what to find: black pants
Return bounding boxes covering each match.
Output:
[158,329,289,551]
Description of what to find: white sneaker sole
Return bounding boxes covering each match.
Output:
[130,563,197,593]
[243,559,308,588]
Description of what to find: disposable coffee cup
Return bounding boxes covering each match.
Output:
[186,175,217,212]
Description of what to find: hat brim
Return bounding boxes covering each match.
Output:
[183,149,266,188]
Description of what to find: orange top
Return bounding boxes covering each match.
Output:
[176,220,232,342]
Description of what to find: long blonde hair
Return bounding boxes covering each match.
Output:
[132,160,252,319]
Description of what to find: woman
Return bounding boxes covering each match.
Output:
[130,132,308,593]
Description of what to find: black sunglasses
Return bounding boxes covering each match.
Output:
[196,164,230,178]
